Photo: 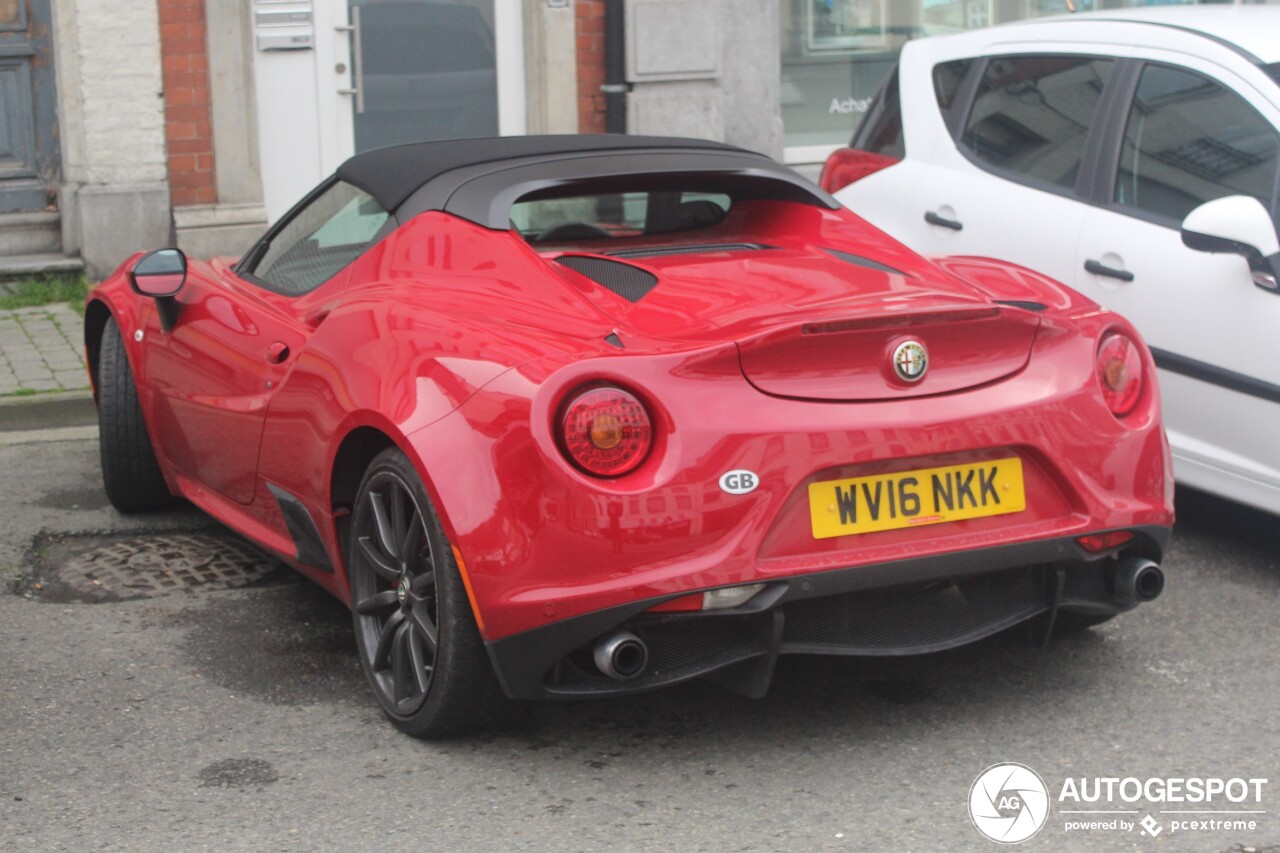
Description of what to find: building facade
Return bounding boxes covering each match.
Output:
[0,0,1249,279]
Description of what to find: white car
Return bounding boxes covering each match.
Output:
[823,6,1280,516]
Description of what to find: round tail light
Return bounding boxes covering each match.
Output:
[1096,333,1143,417]
[560,386,653,477]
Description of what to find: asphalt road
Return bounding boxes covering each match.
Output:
[1,427,1277,852]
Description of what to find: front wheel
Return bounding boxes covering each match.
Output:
[97,318,178,513]
[348,448,512,738]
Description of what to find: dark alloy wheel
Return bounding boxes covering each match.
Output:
[348,448,513,737]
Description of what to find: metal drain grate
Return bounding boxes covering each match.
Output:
[37,531,292,602]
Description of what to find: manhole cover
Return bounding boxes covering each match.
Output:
[28,530,296,603]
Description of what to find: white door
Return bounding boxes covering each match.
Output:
[1073,56,1280,513]
[908,54,1116,278]
[840,49,1114,280]
[255,0,525,223]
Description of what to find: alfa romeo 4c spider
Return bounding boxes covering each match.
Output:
[85,135,1173,737]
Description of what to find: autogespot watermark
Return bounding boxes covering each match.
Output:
[969,763,1051,843]
[967,764,1269,844]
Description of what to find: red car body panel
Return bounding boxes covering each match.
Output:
[86,138,1172,700]
[89,199,1172,636]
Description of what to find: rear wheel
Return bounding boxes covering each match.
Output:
[97,318,177,513]
[348,448,512,738]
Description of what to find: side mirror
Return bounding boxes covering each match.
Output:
[1181,195,1280,293]
[129,248,187,298]
[130,248,187,332]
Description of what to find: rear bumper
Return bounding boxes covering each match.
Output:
[485,526,1170,700]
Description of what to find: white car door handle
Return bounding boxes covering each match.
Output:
[924,211,963,231]
[1085,259,1134,282]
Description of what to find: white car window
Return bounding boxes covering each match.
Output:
[1114,63,1280,228]
[961,56,1113,192]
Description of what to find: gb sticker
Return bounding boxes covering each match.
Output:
[719,470,759,495]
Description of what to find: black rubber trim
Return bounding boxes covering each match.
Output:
[1079,59,1142,206]
[485,526,1170,700]
[823,247,907,275]
[267,483,334,572]
[603,332,624,349]
[994,300,1047,313]
[1151,348,1280,405]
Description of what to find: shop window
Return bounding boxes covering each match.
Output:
[779,0,1206,162]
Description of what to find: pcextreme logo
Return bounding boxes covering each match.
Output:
[968,764,1270,844]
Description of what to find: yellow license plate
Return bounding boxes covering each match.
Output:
[808,458,1026,539]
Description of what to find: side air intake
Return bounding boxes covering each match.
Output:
[556,256,659,303]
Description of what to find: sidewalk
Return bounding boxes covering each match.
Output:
[0,303,97,433]
[0,303,89,396]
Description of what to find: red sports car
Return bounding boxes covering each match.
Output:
[86,135,1173,737]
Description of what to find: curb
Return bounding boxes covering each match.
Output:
[0,390,96,432]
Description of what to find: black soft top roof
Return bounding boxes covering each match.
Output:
[336,134,754,212]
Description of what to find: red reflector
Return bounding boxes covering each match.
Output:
[1096,333,1144,417]
[819,148,900,194]
[1078,531,1135,554]
[560,385,653,477]
[647,593,704,613]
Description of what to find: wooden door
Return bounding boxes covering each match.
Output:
[0,0,58,213]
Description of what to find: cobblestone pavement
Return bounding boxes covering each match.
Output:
[0,304,88,395]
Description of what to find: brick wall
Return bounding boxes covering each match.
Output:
[158,0,216,206]
[576,0,606,133]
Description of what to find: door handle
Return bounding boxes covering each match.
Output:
[1084,259,1134,282]
[266,342,291,364]
[335,5,365,114]
[924,211,963,231]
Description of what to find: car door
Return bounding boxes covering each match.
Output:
[908,52,1120,281]
[141,179,391,505]
[1073,57,1280,511]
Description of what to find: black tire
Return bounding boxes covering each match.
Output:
[97,318,178,513]
[1054,611,1116,636]
[348,448,512,738]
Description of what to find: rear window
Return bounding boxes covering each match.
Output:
[933,59,972,113]
[961,55,1113,191]
[851,68,904,158]
[511,191,731,244]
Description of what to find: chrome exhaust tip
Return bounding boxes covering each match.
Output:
[593,631,648,680]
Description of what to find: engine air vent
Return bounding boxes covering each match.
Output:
[556,256,659,303]
[994,299,1047,313]
[608,243,771,260]
[823,247,906,276]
